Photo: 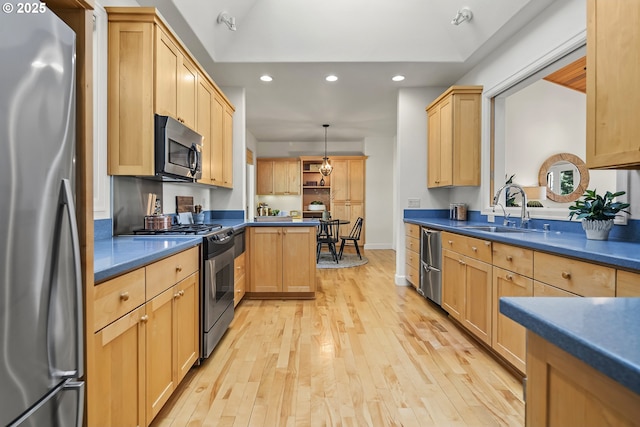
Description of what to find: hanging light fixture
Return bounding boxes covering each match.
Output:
[319,124,333,176]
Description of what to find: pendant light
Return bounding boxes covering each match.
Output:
[319,124,333,176]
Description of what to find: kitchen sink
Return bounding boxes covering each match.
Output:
[459,225,540,233]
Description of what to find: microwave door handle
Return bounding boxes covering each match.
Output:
[189,145,199,177]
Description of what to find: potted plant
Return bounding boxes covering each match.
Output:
[568,189,630,240]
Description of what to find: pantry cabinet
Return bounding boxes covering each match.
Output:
[426,86,482,187]
[330,157,366,245]
[247,227,316,297]
[90,246,200,427]
[586,0,640,169]
[106,8,234,186]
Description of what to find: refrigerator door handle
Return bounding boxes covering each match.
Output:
[47,179,84,379]
[64,381,85,427]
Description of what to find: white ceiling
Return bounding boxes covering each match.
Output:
[133,0,558,142]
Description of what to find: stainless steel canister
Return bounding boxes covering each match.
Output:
[449,203,468,221]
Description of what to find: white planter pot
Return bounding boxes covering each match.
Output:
[582,219,614,240]
[308,204,326,211]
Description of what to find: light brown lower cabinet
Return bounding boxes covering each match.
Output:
[442,248,492,345]
[247,226,316,297]
[526,332,640,426]
[405,223,420,288]
[90,247,200,427]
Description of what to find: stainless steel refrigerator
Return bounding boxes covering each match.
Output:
[420,228,442,305]
[0,6,84,427]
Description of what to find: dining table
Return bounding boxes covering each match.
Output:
[317,219,350,263]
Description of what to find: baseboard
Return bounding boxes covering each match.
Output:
[395,274,411,287]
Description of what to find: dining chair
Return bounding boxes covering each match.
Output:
[316,219,340,263]
[338,217,363,260]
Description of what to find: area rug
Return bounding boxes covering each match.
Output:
[316,253,368,269]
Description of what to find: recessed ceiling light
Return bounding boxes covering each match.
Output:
[325,75,338,82]
[392,75,405,82]
[260,75,273,82]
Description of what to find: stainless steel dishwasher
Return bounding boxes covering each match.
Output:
[420,228,442,305]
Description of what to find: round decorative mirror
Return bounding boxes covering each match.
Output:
[538,153,589,203]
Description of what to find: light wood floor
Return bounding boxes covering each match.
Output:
[151,250,524,427]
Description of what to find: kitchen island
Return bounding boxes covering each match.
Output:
[501,297,640,426]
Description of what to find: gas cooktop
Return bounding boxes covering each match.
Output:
[132,223,222,235]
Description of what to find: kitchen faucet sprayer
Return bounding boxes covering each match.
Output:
[493,183,530,228]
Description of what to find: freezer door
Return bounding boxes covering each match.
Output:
[0,7,80,426]
[420,262,442,306]
[9,381,84,427]
[421,228,442,269]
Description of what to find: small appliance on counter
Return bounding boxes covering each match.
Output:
[449,203,468,221]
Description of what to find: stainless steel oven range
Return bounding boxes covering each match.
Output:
[202,227,235,359]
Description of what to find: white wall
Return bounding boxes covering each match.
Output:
[394,87,449,285]
[364,136,394,249]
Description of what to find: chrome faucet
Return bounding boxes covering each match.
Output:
[493,183,530,228]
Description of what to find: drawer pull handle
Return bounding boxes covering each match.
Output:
[140,315,149,323]
[472,246,477,252]
[448,240,453,245]
[179,290,185,296]
[120,292,130,301]
[561,271,571,279]
[506,274,513,281]
[458,260,466,265]
[506,255,513,261]
[176,265,183,272]
[485,241,491,246]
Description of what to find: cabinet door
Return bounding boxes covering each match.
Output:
[210,95,225,185]
[282,227,316,293]
[427,106,442,187]
[442,249,465,321]
[452,93,481,186]
[175,272,199,383]
[256,159,274,195]
[463,257,492,345]
[617,270,640,296]
[234,253,246,306]
[330,159,349,202]
[197,78,214,183]
[287,160,301,195]
[586,0,640,169]
[155,30,179,119]
[107,21,155,176]
[178,58,197,128]
[93,306,146,427]
[222,106,234,187]
[492,267,533,373]
[533,281,579,297]
[146,287,176,423]
[348,159,365,202]
[249,227,283,292]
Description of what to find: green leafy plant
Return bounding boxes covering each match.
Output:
[310,200,324,205]
[568,189,630,221]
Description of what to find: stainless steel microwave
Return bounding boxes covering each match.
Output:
[155,114,203,182]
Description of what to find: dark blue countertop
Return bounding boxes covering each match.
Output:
[94,236,202,283]
[94,219,320,282]
[404,218,640,271]
[500,297,640,395]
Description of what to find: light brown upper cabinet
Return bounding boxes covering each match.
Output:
[256,158,300,195]
[586,0,640,169]
[426,86,482,187]
[106,7,234,185]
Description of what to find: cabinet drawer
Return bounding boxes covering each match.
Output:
[533,252,615,297]
[617,270,640,296]
[234,252,246,281]
[147,246,200,299]
[406,264,419,287]
[94,268,146,332]
[442,231,492,263]
[405,223,420,239]
[492,242,533,277]
[406,249,420,271]
[405,236,420,253]
[533,281,579,297]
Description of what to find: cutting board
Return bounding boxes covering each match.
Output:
[176,196,194,213]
